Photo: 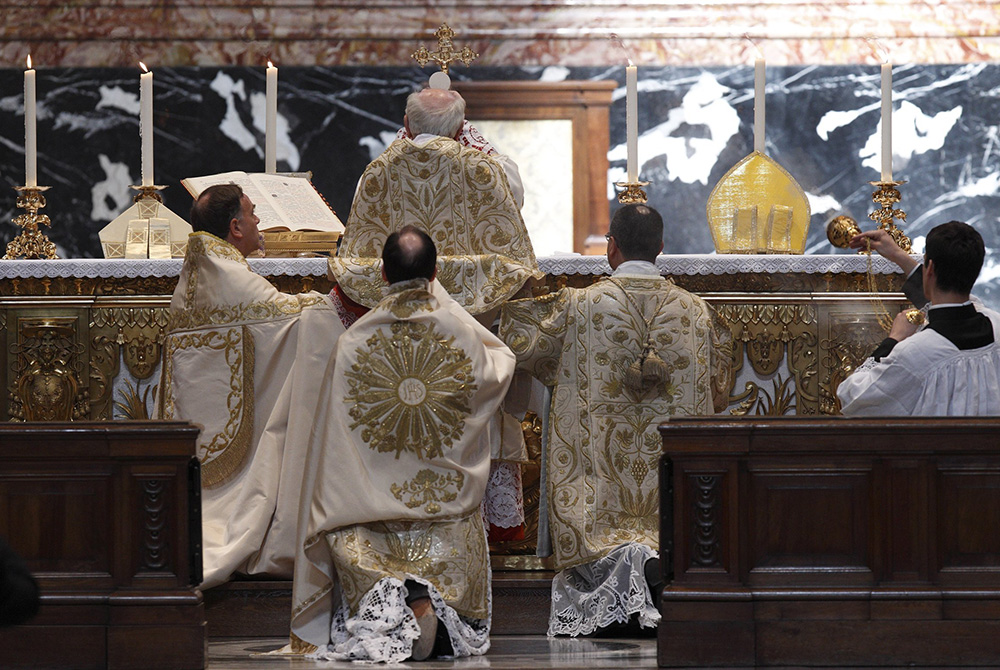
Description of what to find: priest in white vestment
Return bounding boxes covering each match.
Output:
[288,226,515,662]
[332,86,542,542]
[158,184,346,588]
[839,221,1000,415]
[499,205,733,636]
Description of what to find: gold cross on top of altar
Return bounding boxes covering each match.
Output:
[411,23,478,74]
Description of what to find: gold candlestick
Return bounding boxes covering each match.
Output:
[4,185,57,259]
[868,180,910,253]
[131,184,166,209]
[615,180,650,204]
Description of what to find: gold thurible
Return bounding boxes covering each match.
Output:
[4,185,57,259]
[869,180,910,253]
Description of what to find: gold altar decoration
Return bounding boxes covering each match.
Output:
[4,186,57,260]
[706,152,811,254]
[869,180,910,253]
[826,215,862,249]
[99,185,191,259]
[8,318,88,421]
[614,180,650,204]
[411,23,478,74]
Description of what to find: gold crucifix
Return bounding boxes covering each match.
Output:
[411,23,478,74]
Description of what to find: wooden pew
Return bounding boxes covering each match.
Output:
[659,416,1000,667]
[0,422,204,670]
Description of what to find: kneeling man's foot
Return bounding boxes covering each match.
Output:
[409,596,437,661]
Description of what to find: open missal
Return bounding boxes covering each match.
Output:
[181,171,344,234]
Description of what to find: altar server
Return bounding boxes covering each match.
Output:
[499,204,733,636]
[840,221,1000,415]
[158,184,346,588]
[288,226,515,662]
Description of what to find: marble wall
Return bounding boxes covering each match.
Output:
[2,62,1000,304]
[3,1,1000,68]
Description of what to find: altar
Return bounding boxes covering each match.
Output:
[0,253,910,425]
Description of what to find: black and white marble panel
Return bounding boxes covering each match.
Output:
[1,64,999,303]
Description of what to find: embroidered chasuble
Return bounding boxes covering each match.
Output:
[158,232,346,588]
[288,279,515,660]
[500,274,733,571]
[329,136,543,315]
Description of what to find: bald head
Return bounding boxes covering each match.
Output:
[404,88,466,138]
[382,225,437,284]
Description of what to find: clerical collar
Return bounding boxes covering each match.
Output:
[412,133,452,146]
[612,260,660,277]
[927,300,973,312]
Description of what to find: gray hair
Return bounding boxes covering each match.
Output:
[405,89,466,138]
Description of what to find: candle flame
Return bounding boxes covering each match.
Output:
[743,34,763,60]
[627,58,634,68]
[864,37,890,64]
[268,60,274,68]
[609,33,634,66]
[139,61,149,73]
[26,55,32,69]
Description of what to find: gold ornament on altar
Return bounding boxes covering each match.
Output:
[869,180,910,253]
[99,184,191,259]
[706,151,811,254]
[4,186,57,259]
[826,215,862,249]
[411,23,478,75]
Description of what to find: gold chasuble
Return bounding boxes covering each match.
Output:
[289,279,515,660]
[158,232,346,588]
[500,273,732,571]
[329,137,543,315]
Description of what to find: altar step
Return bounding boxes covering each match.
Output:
[204,571,555,638]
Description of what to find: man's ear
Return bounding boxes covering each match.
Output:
[403,114,411,138]
[228,216,243,241]
[381,266,389,283]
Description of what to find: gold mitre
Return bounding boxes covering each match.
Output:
[100,194,191,259]
[706,151,810,254]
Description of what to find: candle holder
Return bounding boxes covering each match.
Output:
[4,185,57,260]
[868,180,910,253]
[131,184,166,210]
[615,180,650,204]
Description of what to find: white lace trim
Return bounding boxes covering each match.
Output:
[481,460,525,529]
[308,576,491,663]
[0,258,329,279]
[0,254,911,280]
[537,253,912,276]
[548,542,661,637]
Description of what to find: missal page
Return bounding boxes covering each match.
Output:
[181,171,287,231]
[250,174,344,232]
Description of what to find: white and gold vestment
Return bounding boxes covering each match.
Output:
[329,136,542,316]
[288,279,515,662]
[500,261,732,635]
[158,231,345,588]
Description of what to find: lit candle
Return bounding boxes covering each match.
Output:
[881,61,893,181]
[265,61,277,173]
[24,55,37,188]
[140,62,154,186]
[626,60,638,181]
[754,58,765,153]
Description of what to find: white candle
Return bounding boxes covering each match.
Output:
[754,58,765,153]
[881,62,893,181]
[265,61,277,173]
[24,56,37,188]
[140,63,154,186]
[626,61,638,181]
